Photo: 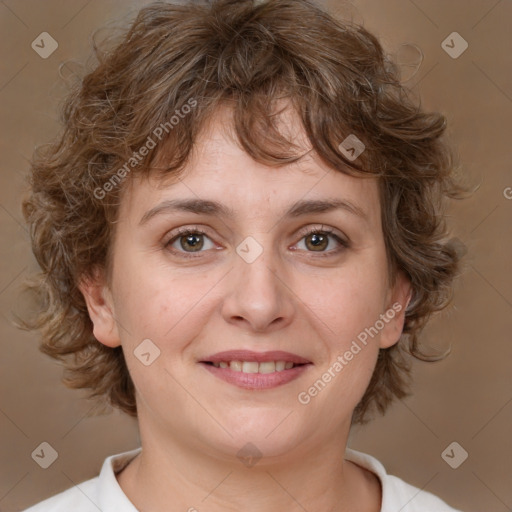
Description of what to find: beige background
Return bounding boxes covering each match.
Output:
[0,1,511,511]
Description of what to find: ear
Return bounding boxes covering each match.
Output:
[78,267,121,348]
[379,269,413,349]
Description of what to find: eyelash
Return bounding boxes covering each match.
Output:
[164,225,350,260]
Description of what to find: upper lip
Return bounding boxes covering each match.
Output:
[200,350,311,364]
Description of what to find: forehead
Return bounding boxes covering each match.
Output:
[120,104,380,227]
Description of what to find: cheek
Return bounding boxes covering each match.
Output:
[113,261,212,349]
[298,272,384,413]
[297,260,388,348]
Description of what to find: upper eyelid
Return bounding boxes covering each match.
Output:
[166,224,343,238]
[165,224,347,248]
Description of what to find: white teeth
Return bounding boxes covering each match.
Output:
[242,361,259,373]
[258,361,276,374]
[275,361,286,371]
[210,360,301,373]
[230,360,242,372]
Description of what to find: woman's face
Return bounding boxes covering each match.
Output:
[83,106,411,460]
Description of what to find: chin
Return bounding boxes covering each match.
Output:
[205,411,306,460]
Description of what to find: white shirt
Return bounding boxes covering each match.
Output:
[23,447,463,511]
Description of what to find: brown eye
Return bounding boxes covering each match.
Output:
[165,228,215,258]
[178,233,204,252]
[295,227,349,256]
[304,232,329,251]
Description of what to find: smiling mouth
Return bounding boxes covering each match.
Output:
[201,360,308,373]
[199,349,312,389]
[199,359,312,390]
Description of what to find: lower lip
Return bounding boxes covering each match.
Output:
[199,362,312,389]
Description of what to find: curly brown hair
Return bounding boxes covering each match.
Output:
[20,0,472,425]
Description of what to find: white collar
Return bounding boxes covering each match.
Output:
[93,445,459,512]
[95,446,387,510]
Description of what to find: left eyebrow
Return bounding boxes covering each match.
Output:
[139,198,369,225]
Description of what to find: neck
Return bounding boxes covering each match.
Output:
[116,422,381,512]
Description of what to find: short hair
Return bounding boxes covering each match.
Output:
[21,0,471,425]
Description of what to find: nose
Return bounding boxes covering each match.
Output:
[220,239,295,334]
